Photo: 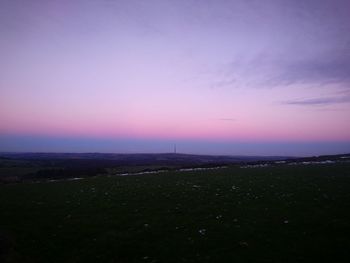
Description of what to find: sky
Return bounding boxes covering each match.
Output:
[1,0,350,156]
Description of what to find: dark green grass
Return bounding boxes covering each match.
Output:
[1,163,350,262]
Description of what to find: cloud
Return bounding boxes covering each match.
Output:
[215,49,350,90]
[282,95,350,106]
[271,54,350,87]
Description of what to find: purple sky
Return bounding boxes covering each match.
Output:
[1,0,350,156]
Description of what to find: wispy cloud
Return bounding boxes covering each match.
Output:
[218,52,350,90]
[272,55,350,87]
[282,95,350,106]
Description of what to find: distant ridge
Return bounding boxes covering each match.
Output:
[0,152,293,163]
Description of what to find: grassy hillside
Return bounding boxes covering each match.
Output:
[1,163,350,262]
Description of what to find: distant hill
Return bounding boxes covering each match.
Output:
[0,152,292,166]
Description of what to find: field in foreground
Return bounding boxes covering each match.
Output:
[1,163,350,262]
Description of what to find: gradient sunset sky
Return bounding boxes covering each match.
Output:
[1,0,350,156]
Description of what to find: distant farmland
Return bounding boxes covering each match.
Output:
[1,162,350,262]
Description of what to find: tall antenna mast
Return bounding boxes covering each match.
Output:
[174,144,177,154]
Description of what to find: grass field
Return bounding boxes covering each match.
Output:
[1,163,350,262]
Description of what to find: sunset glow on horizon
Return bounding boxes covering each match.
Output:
[1,0,350,155]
